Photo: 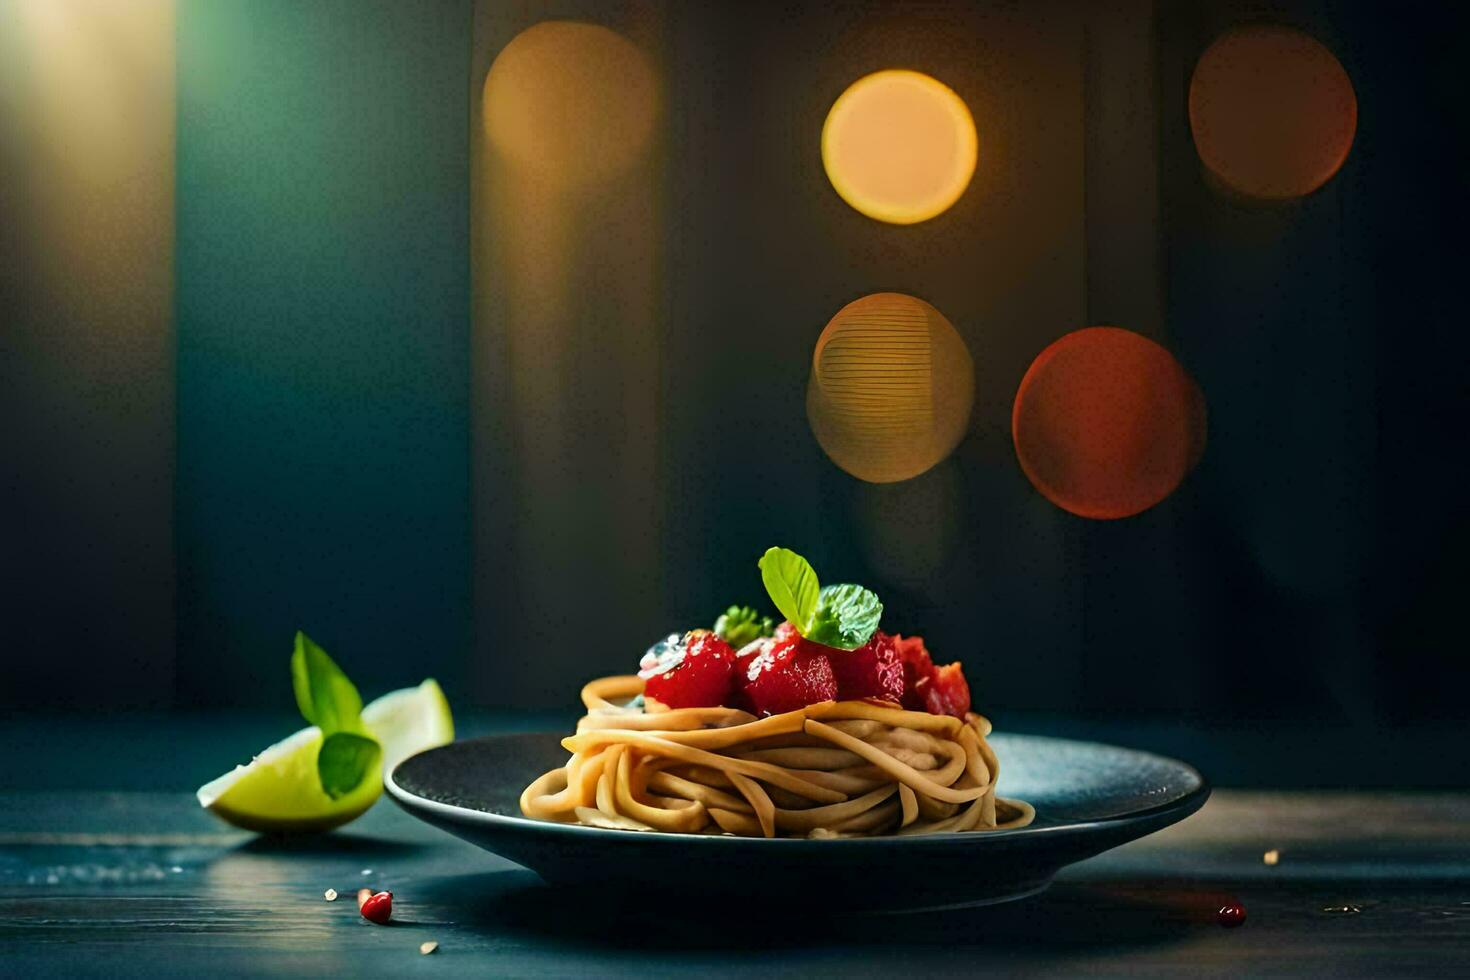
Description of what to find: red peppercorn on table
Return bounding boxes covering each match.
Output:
[1,714,1467,978]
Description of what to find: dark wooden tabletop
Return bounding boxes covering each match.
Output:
[3,717,1467,978]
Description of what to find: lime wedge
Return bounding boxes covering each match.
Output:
[362,678,455,777]
[196,726,383,834]
[197,678,451,834]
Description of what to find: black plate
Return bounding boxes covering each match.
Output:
[387,732,1208,912]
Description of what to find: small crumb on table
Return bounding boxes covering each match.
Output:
[324,888,338,902]
[1263,849,1280,866]
[420,941,439,955]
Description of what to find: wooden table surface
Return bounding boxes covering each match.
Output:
[3,718,1467,978]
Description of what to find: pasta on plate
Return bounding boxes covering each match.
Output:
[521,676,1034,838]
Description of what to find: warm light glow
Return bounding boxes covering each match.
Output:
[483,21,657,187]
[1012,327,1206,520]
[808,293,974,484]
[1189,25,1356,200]
[2,0,175,338]
[821,70,977,225]
[476,21,663,645]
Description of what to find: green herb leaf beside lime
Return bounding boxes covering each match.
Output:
[290,631,377,797]
[291,631,367,736]
[316,731,381,800]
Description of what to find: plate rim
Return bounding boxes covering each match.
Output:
[386,731,1212,847]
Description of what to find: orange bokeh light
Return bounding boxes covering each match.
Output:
[808,292,974,484]
[821,70,977,225]
[1012,327,1206,520]
[1188,25,1356,200]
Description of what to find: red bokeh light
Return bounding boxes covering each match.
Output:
[1012,327,1206,520]
[1188,25,1357,200]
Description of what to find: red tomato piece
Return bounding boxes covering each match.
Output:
[823,631,904,704]
[741,631,837,716]
[893,635,971,718]
[917,662,971,719]
[893,634,936,711]
[644,631,737,709]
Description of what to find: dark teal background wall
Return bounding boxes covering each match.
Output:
[175,0,473,705]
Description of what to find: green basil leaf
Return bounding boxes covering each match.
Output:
[317,731,381,800]
[758,547,822,632]
[290,631,365,735]
[805,583,883,650]
[713,605,776,648]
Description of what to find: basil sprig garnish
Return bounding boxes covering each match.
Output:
[756,547,882,650]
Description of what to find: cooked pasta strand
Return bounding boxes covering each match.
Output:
[612,748,710,833]
[645,770,753,814]
[898,784,919,827]
[736,747,867,770]
[728,771,776,839]
[709,808,762,836]
[563,730,845,803]
[803,720,984,804]
[772,785,896,833]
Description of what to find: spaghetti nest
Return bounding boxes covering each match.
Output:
[521,675,1035,838]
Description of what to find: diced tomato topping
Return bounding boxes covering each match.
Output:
[740,630,837,716]
[643,631,736,709]
[727,630,776,713]
[893,634,935,711]
[893,634,971,719]
[918,661,971,719]
[661,625,971,719]
[822,630,904,704]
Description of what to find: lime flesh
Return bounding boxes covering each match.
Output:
[362,678,455,777]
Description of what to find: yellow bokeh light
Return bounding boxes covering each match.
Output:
[807,292,974,483]
[821,70,978,225]
[483,21,657,187]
